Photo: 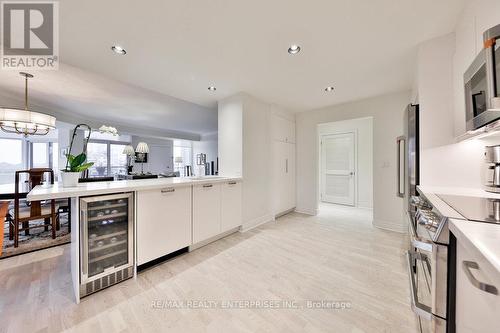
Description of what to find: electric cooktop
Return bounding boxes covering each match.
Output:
[437,194,500,224]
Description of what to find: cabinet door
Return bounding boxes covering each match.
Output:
[272,141,287,215]
[193,183,222,243]
[286,118,296,144]
[286,143,296,209]
[271,115,295,143]
[456,240,500,332]
[136,186,192,265]
[221,181,242,232]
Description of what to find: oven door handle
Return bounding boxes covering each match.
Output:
[406,251,433,320]
[407,211,433,253]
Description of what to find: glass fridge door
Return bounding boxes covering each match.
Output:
[80,193,134,283]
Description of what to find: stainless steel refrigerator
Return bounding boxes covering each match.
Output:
[397,104,420,231]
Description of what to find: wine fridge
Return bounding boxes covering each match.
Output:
[79,192,134,297]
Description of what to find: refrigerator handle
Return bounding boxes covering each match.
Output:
[396,136,406,198]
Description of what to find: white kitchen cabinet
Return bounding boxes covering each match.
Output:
[271,114,295,144]
[136,186,192,265]
[221,180,242,232]
[193,183,222,243]
[272,141,296,216]
[455,239,500,332]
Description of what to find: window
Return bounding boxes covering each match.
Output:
[110,144,127,176]
[87,142,108,177]
[0,138,24,185]
[173,141,192,176]
[32,142,49,168]
[86,141,129,177]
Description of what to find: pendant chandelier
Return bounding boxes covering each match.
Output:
[0,72,56,137]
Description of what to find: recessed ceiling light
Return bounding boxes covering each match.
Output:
[208,86,216,91]
[325,86,334,92]
[111,45,126,55]
[288,44,301,55]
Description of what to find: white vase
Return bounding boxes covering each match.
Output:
[61,171,80,187]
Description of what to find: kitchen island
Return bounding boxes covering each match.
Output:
[27,176,242,303]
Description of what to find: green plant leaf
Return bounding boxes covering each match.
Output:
[70,153,86,171]
[76,162,94,172]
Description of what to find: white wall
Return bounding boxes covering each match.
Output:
[218,97,243,177]
[296,91,409,232]
[131,136,173,174]
[318,117,373,209]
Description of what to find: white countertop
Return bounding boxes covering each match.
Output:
[418,185,500,199]
[449,219,500,282]
[27,176,242,201]
[418,185,500,279]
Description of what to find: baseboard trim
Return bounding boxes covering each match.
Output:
[240,213,275,232]
[294,207,318,216]
[373,219,407,234]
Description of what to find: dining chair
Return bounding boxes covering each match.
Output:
[8,168,59,248]
[0,201,10,255]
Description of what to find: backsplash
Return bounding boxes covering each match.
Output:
[421,133,500,188]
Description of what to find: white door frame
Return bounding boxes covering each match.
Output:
[319,130,358,207]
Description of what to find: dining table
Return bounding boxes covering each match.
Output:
[0,183,30,201]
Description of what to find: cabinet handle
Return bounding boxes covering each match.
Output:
[228,182,237,185]
[286,159,288,173]
[203,184,213,188]
[161,188,175,193]
[462,261,499,295]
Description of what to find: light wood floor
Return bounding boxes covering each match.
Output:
[0,204,418,333]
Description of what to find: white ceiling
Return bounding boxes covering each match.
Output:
[0,0,465,136]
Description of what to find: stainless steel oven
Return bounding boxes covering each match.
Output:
[464,24,500,131]
[407,207,447,333]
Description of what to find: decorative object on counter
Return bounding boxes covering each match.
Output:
[122,145,135,174]
[62,153,94,187]
[185,165,192,177]
[196,153,207,176]
[0,72,56,137]
[211,161,215,176]
[135,142,149,175]
[174,156,183,176]
[63,123,118,186]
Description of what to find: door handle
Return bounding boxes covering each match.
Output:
[462,261,498,295]
[396,136,406,198]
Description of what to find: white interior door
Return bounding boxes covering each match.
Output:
[321,132,356,206]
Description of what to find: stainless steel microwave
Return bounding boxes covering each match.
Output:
[464,24,500,131]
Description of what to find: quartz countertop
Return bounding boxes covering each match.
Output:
[417,185,500,279]
[449,219,500,282]
[27,176,242,201]
[417,185,500,199]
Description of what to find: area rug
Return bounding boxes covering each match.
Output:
[1,214,70,259]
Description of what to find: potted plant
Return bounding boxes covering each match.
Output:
[61,153,94,187]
